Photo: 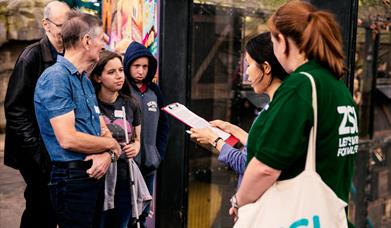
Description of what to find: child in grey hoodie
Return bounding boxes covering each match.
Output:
[124,42,169,227]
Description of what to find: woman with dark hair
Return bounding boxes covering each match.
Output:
[91,50,150,228]
[231,1,358,226]
[190,32,287,185]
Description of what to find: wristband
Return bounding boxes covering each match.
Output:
[212,137,223,148]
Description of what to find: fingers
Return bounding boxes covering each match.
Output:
[87,162,104,179]
[190,128,215,138]
[189,130,198,140]
[86,153,111,179]
[84,155,93,161]
[189,128,218,145]
[229,207,238,222]
[210,119,223,124]
[189,131,206,143]
[211,120,232,133]
[122,144,131,151]
[87,166,105,179]
[189,128,200,139]
[210,120,225,128]
[196,138,209,144]
[123,143,140,159]
[125,149,138,159]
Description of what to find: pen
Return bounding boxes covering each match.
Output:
[186,130,192,134]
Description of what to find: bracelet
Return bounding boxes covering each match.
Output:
[212,137,223,148]
[230,194,239,209]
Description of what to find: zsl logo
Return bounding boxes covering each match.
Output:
[288,215,320,228]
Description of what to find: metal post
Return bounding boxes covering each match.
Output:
[157,0,191,227]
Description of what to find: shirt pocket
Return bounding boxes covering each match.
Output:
[85,93,101,134]
[85,94,99,116]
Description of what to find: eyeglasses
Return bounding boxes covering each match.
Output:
[45,18,62,28]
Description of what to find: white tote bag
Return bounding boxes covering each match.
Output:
[234,72,348,228]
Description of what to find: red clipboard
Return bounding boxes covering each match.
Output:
[162,102,239,146]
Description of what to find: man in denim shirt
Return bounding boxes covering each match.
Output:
[34,11,121,227]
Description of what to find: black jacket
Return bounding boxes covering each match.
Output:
[4,35,56,170]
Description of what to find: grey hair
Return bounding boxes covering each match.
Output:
[44,1,69,18]
[61,10,102,49]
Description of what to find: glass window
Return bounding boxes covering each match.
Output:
[188,1,286,227]
[350,2,391,227]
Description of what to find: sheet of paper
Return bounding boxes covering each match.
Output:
[163,103,231,140]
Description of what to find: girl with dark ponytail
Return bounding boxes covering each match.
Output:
[231,1,358,227]
[190,32,287,187]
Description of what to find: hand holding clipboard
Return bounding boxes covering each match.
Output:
[162,102,239,146]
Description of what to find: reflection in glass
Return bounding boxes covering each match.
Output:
[188,1,286,227]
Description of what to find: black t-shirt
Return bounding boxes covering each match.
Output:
[98,94,141,144]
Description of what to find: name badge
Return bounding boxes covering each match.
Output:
[94,105,100,114]
[114,110,124,118]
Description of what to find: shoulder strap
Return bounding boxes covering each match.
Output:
[299,72,318,171]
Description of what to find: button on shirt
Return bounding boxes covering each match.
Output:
[34,56,101,162]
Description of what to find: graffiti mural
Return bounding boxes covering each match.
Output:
[102,0,159,57]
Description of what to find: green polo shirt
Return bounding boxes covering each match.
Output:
[247,60,358,203]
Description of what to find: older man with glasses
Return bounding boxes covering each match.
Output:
[4,1,70,227]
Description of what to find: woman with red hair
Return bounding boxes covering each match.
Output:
[231,1,358,226]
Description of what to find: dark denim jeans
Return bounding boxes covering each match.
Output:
[48,165,104,228]
[17,153,56,228]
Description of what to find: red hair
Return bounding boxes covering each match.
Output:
[267,1,346,78]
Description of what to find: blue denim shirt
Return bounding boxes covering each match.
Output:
[34,56,101,162]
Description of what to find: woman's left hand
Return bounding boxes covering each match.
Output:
[189,128,218,145]
[229,194,239,222]
[229,207,239,223]
[123,141,140,159]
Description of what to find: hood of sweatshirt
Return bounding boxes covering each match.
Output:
[124,41,157,84]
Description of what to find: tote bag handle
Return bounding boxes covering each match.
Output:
[300,72,317,172]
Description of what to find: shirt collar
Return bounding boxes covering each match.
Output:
[139,83,148,93]
[48,42,57,60]
[40,35,56,63]
[57,55,81,76]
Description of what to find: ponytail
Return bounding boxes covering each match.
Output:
[268,1,346,78]
[302,11,346,78]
